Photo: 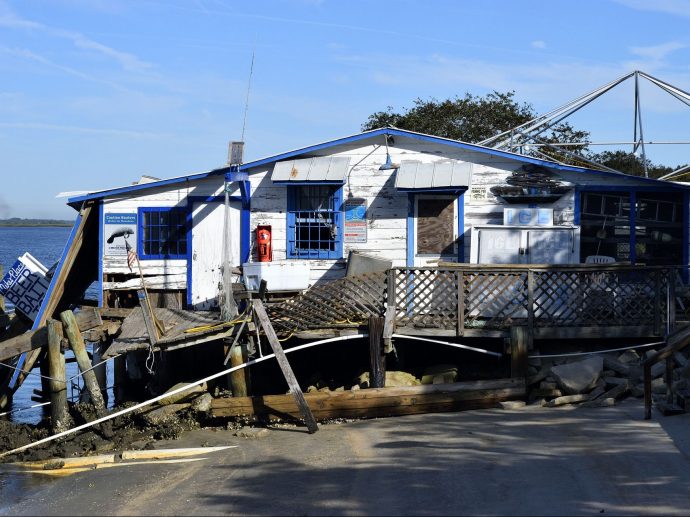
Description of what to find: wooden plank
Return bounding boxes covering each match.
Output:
[0,309,104,362]
[138,293,159,347]
[12,205,94,394]
[47,320,70,434]
[60,310,113,438]
[253,299,318,433]
[369,316,385,389]
[211,378,526,420]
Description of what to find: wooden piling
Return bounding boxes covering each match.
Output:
[60,309,113,438]
[368,316,386,388]
[47,319,70,433]
[229,343,249,397]
[510,326,529,381]
[92,341,108,405]
[113,353,127,404]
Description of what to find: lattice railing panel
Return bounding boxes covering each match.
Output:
[393,269,458,328]
[267,271,387,335]
[463,272,529,329]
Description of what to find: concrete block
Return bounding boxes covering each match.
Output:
[550,356,603,395]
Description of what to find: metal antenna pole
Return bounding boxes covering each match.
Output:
[634,72,649,178]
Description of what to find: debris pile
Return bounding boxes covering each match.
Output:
[525,346,690,412]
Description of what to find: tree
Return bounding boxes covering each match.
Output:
[587,150,685,179]
[362,91,587,150]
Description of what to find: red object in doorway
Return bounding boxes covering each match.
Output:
[256,225,272,262]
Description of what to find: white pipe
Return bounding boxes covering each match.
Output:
[391,334,502,357]
[0,334,366,460]
[528,341,663,359]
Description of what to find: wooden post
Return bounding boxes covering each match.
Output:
[47,319,70,433]
[113,353,127,405]
[229,343,249,397]
[369,316,386,389]
[253,300,318,433]
[138,290,160,346]
[59,309,113,438]
[92,340,108,405]
[510,326,529,381]
[39,351,51,402]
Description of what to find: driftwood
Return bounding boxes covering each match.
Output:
[211,378,526,421]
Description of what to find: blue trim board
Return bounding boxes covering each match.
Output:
[97,201,104,307]
[406,193,415,267]
[11,210,85,388]
[241,202,251,264]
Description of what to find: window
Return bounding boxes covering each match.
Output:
[287,185,342,259]
[138,207,188,259]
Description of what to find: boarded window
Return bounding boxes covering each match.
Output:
[417,198,455,255]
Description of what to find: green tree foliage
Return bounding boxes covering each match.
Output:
[363,91,684,176]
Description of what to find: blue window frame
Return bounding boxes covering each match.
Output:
[287,185,343,259]
[138,207,188,260]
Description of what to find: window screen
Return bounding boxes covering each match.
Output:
[287,185,342,259]
[139,207,188,259]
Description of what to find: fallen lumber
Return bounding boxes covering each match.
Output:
[210,378,526,421]
[0,308,103,362]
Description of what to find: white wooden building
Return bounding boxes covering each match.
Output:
[62,127,690,310]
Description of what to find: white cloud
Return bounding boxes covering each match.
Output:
[0,121,166,138]
[0,7,152,72]
[630,41,686,61]
[613,0,690,17]
[531,40,546,49]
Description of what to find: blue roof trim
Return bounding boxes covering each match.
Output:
[64,128,690,207]
[240,127,690,190]
[67,167,230,206]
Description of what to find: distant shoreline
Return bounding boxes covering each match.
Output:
[0,219,72,227]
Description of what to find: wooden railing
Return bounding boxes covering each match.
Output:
[269,265,679,340]
[388,265,675,338]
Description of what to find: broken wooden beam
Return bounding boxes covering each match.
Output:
[210,378,526,421]
[0,308,103,363]
[253,299,318,433]
[60,309,113,438]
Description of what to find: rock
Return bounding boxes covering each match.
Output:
[675,352,690,368]
[527,365,539,376]
[651,362,666,379]
[631,383,645,398]
[550,356,603,395]
[587,386,606,400]
[527,368,550,386]
[421,365,457,385]
[652,377,667,394]
[497,400,526,410]
[142,403,190,425]
[307,385,318,393]
[603,357,630,376]
[581,397,616,408]
[602,370,617,378]
[159,382,207,406]
[234,427,269,439]
[358,371,420,388]
[543,394,589,407]
[618,350,640,364]
[530,388,563,399]
[351,384,360,391]
[604,376,628,387]
[191,393,213,413]
[627,365,643,384]
[539,381,558,390]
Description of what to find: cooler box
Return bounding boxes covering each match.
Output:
[242,261,311,292]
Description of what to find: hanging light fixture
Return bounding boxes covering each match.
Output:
[379,134,400,170]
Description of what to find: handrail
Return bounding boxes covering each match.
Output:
[643,323,690,419]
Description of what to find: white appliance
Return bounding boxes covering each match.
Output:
[470,225,579,265]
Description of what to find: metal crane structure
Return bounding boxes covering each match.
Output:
[478,70,690,180]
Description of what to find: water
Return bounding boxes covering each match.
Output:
[0,226,109,424]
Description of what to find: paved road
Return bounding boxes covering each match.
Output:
[2,399,690,516]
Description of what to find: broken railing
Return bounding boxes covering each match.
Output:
[269,265,681,339]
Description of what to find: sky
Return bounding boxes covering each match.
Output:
[3,0,690,219]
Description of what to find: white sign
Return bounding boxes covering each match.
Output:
[104,213,137,256]
[0,253,50,321]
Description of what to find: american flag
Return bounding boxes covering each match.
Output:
[125,240,137,272]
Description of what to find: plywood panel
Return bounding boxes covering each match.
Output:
[417,198,455,255]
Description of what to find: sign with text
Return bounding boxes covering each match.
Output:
[104,213,137,256]
[344,198,367,243]
[0,253,50,321]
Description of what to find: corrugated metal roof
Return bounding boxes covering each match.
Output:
[271,156,350,182]
[395,160,473,189]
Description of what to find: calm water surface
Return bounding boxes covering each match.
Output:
[0,226,108,424]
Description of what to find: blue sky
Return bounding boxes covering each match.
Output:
[3,0,690,219]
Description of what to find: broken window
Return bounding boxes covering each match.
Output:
[287,185,343,259]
